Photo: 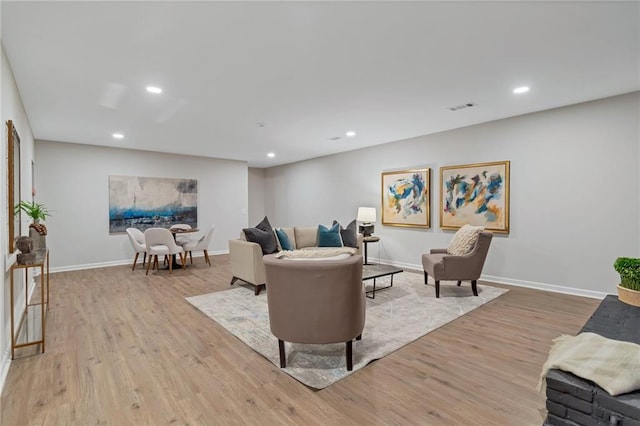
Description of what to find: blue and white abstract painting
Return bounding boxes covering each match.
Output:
[440,161,510,233]
[381,169,430,228]
[108,175,197,234]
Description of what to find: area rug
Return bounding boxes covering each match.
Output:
[186,272,507,389]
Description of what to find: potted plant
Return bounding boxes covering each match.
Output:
[14,201,51,249]
[613,257,640,307]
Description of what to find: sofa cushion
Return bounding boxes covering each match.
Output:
[318,223,344,247]
[294,227,317,249]
[447,224,485,256]
[243,216,278,255]
[333,219,358,248]
[274,228,293,251]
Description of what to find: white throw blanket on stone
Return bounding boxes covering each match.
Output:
[538,332,640,396]
[274,247,357,259]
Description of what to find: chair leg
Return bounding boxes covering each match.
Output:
[189,251,193,264]
[204,250,211,266]
[471,280,478,296]
[346,340,353,371]
[435,280,440,298]
[154,255,159,270]
[169,256,173,274]
[143,252,147,266]
[424,271,428,285]
[457,280,462,286]
[146,255,153,275]
[278,339,286,368]
[180,253,186,269]
[230,276,239,286]
[356,334,362,341]
[255,284,265,296]
[132,253,139,271]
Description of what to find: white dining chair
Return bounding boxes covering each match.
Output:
[144,227,186,275]
[126,228,147,271]
[170,223,194,246]
[182,225,215,266]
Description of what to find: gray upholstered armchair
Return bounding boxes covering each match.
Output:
[421,232,493,298]
[262,254,365,371]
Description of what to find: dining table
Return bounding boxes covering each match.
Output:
[168,227,199,269]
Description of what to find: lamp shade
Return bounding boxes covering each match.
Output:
[357,207,376,223]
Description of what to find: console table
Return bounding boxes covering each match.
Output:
[9,249,50,359]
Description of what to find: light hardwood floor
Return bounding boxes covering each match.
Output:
[1,254,600,425]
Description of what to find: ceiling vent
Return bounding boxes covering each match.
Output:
[448,102,477,112]
[329,136,342,141]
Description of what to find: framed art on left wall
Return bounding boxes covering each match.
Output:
[7,120,21,253]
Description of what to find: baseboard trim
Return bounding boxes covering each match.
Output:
[369,257,609,300]
[0,347,10,395]
[49,250,229,273]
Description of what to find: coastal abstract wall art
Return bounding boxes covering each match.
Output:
[439,161,510,233]
[381,168,430,228]
[108,175,198,234]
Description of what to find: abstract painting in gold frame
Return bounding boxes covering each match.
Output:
[440,161,510,233]
[381,168,430,228]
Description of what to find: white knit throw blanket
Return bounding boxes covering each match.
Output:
[274,247,357,259]
[538,332,640,396]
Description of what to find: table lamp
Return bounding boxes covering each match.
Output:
[357,207,376,237]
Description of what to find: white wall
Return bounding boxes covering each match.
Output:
[35,141,248,270]
[264,92,640,296]
[248,167,266,226]
[1,46,36,391]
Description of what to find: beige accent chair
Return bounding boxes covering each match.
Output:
[229,226,363,296]
[125,227,147,271]
[421,232,493,298]
[144,228,186,275]
[262,254,365,371]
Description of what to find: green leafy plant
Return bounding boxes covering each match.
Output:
[14,201,52,236]
[14,200,51,222]
[613,257,640,291]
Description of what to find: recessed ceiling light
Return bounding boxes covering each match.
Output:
[146,86,162,94]
[112,133,124,139]
[267,152,275,158]
[346,131,356,137]
[513,86,530,94]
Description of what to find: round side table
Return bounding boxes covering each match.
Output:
[362,236,380,265]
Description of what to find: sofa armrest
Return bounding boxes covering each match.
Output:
[228,239,267,285]
[430,248,448,254]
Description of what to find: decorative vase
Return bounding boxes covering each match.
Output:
[617,285,640,307]
[29,227,46,250]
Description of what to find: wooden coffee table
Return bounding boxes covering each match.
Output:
[362,264,403,299]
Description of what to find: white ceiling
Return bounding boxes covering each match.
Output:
[2,1,639,168]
